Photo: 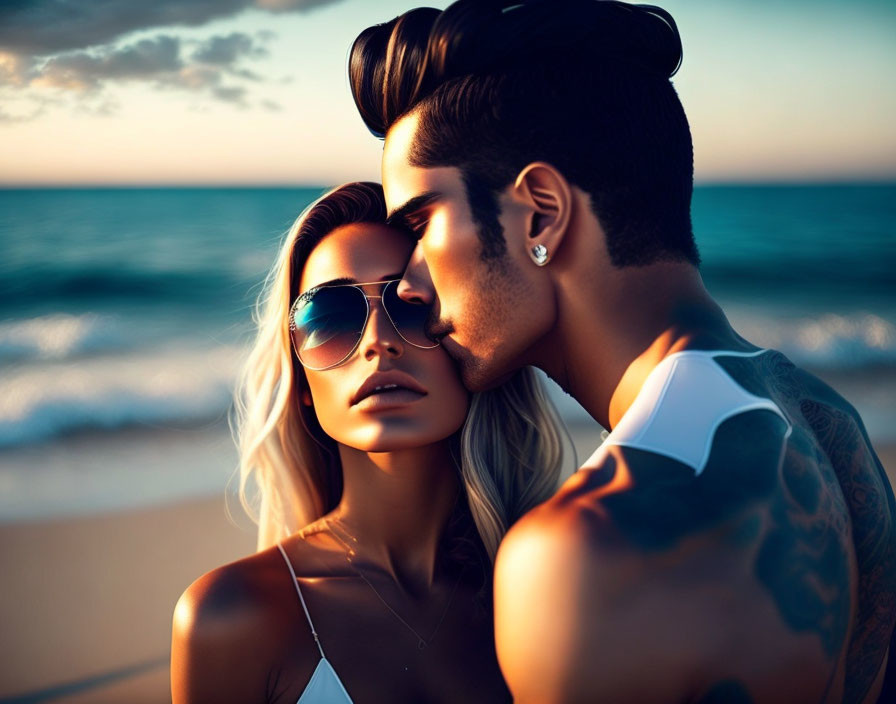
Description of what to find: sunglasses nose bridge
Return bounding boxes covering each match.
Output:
[367,292,398,335]
[359,295,404,359]
[364,284,408,345]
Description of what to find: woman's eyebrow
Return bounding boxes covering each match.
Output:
[308,276,354,289]
[301,272,405,291]
[386,191,441,230]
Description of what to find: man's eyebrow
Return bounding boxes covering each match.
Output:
[386,191,441,229]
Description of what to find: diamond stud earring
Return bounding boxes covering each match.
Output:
[531,244,549,266]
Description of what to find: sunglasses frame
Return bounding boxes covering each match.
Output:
[288,278,439,371]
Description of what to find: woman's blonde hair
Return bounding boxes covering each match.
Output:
[235,182,565,561]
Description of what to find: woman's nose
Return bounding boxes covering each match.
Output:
[360,302,403,361]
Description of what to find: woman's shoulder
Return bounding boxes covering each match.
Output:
[174,546,291,648]
[171,546,312,703]
[173,534,336,642]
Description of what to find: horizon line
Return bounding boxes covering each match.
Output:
[1,177,895,190]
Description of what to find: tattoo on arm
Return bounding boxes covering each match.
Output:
[802,399,896,703]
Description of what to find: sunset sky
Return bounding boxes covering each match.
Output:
[1,0,894,185]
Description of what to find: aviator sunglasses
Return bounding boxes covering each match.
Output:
[289,279,439,370]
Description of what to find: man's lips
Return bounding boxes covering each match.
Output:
[425,321,453,342]
[351,370,428,406]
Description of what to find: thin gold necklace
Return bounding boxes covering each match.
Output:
[324,516,463,651]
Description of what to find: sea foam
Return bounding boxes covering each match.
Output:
[0,313,126,363]
[731,311,896,369]
[1,310,894,449]
[0,343,244,448]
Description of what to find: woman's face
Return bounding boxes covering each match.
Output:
[298,222,470,452]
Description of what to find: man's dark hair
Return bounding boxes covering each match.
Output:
[349,0,699,266]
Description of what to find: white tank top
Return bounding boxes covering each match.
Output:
[585,349,791,472]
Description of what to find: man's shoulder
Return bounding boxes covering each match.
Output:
[496,429,779,587]
[496,448,657,585]
[721,347,861,422]
[494,453,711,702]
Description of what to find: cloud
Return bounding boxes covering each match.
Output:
[0,0,344,117]
[255,0,343,11]
[0,0,343,57]
[190,32,266,66]
[34,36,184,92]
[0,104,37,123]
[0,52,38,87]
[0,93,60,122]
[5,32,271,109]
[212,85,249,105]
[75,97,121,118]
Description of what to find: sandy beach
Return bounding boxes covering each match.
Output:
[0,420,254,703]
[0,492,255,703]
[1,420,893,703]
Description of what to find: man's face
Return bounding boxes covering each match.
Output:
[382,112,553,391]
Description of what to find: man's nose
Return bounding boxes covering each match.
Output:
[359,303,403,361]
[398,247,434,305]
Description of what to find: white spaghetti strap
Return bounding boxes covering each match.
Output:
[277,543,327,659]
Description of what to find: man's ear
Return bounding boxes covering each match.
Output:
[511,162,573,267]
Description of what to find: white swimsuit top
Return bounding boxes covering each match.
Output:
[277,543,354,704]
[584,349,791,473]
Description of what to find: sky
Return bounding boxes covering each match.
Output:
[0,0,894,186]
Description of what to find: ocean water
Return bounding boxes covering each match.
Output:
[1,185,894,456]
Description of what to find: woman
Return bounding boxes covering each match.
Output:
[171,182,565,703]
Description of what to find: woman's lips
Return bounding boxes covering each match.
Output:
[354,387,425,410]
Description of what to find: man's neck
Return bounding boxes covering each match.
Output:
[536,262,744,430]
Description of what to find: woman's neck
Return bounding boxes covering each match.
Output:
[330,439,461,594]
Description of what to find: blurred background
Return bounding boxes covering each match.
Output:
[1,0,894,701]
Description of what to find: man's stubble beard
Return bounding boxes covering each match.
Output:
[455,254,531,392]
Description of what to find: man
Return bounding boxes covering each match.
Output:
[349,1,895,701]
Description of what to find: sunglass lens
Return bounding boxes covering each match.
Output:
[382,280,438,349]
[291,286,367,369]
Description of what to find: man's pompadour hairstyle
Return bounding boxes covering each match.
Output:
[350,0,700,267]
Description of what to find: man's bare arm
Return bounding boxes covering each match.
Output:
[494,407,849,703]
[494,476,700,704]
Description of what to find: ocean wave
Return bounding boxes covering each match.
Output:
[0,267,251,313]
[1,311,893,449]
[702,261,896,295]
[730,312,896,369]
[0,313,128,363]
[0,344,244,448]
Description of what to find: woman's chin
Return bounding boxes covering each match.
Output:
[336,425,460,454]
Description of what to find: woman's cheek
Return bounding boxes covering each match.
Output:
[304,375,345,438]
